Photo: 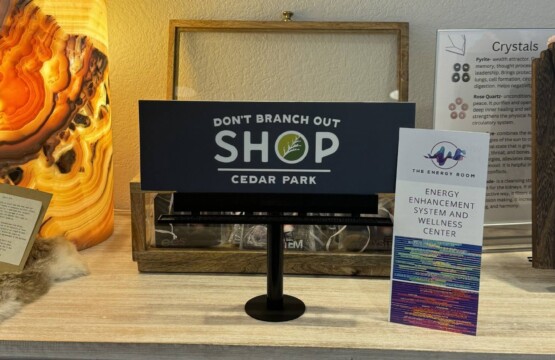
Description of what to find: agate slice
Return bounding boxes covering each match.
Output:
[0,0,113,249]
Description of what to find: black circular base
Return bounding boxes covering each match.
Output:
[245,295,305,322]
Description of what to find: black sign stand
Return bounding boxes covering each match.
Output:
[159,192,392,322]
[244,217,305,322]
[139,100,414,321]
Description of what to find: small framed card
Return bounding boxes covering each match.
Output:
[0,183,52,273]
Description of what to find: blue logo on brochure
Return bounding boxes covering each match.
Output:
[425,141,466,169]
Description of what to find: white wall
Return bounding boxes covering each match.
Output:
[107,0,555,210]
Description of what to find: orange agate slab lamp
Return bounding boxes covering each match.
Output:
[0,0,113,249]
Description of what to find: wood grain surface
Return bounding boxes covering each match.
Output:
[1,211,555,359]
[531,44,555,268]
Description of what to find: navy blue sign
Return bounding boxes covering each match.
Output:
[139,101,415,195]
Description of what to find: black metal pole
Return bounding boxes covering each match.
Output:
[267,221,284,310]
[244,218,305,322]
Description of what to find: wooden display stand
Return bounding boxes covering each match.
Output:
[130,177,392,276]
[531,43,555,268]
[130,18,408,277]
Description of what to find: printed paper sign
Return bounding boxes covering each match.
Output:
[0,194,41,265]
[139,101,415,195]
[0,184,52,273]
[389,128,490,335]
[433,29,554,224]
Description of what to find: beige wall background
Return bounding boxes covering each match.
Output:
[106,0,555,210]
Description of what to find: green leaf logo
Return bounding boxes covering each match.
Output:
[275,131,308,164]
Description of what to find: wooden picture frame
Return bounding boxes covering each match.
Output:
[131,19,409,276]
[166,19,409,102]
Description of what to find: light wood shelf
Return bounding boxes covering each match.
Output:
[1,211,554,359]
